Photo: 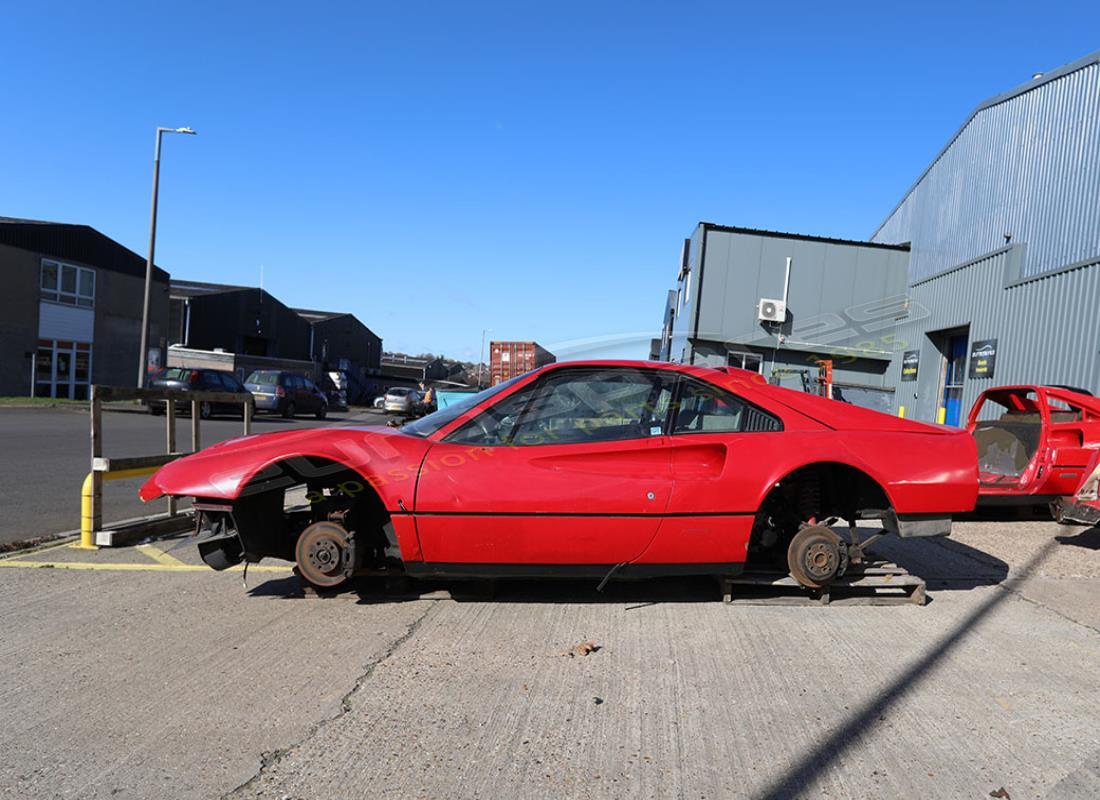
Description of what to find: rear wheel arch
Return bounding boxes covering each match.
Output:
[757,460,895,518]
[748,461,894,565]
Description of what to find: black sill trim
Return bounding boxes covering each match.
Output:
[392,510,753,519]
[404,562,746,579]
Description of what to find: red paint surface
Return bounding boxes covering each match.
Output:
[967,385,1100,502]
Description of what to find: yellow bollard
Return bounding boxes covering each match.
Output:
[77,466,160,550]
[936,407,946,425]
[898,405,906,418]
[77,472,97,550]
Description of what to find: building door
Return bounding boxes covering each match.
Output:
[34,340,92,400]
[938,331,969,426]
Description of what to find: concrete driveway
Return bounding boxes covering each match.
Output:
[2,520,1099,799]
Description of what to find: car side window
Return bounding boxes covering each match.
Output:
[444,382,541,446]
[510,368,669,445]
[672,379,781,434]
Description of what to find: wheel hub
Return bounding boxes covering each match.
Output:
[802,542,838,580]
[308,539,342,573]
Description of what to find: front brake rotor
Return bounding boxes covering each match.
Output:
[295,521,351,589]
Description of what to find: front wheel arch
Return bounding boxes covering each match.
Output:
[202,456,401,570]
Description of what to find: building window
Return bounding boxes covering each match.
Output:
[727,351,763,374]
[41,259,95,308]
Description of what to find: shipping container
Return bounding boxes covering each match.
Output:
[489,341,556,385]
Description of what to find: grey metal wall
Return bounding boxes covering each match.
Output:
[873,53,1100,284]
[695,229,910,346]
[886,245,1100,423]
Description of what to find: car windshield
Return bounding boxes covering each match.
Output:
[388,388,411,397]
[400,375,526,438]
[247,371,280,386]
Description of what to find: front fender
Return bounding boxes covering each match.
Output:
[139,426,433,512]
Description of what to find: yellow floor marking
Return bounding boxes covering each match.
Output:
[0,560,290,573]
[0,538,79,560]
[136,543,189,567]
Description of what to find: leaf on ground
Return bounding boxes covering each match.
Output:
[561,640,601,658]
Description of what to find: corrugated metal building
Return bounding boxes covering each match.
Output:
[873,49,1100,424]
[663,49,1100,425]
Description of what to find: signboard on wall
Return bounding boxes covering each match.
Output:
[969,339,998,378]
[901,350,920,382]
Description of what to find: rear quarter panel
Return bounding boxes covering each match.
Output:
[665,429,977,515]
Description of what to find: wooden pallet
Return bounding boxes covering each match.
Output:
[719,560,926,606]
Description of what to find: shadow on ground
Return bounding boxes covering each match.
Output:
[1056,525,1100,551]
[244,533,1010,605]
[871,534,1009,590]
[753,538,1057,799]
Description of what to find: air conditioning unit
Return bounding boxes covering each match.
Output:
[757,298,787,323]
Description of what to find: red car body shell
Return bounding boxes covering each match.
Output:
[141,360,978,569]
[966,385,1100,505]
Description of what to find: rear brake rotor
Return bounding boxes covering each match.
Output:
[787,525,848,589]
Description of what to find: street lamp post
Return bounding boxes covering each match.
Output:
[137,126,197,387]
[478,328,492,388]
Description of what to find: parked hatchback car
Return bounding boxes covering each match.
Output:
[146,368,253,419]
[245,370,328,419]
[382,387,421,415]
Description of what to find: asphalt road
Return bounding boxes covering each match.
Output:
[0,406,388,546]
[2,521,1100,799]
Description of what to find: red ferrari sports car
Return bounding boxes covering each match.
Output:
[141,361,978,590]
[966,385,1100,509]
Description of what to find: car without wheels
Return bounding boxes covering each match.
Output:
[967,385,1100,510]
[141,360,978,592]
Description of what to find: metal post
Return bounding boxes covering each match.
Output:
[191,398,201,453]
[166,395,177,517]
[138,129,163,387]
[79,386,103,549]
[243,397,253,435]
[479,329,489,389]
[138,126,196,387]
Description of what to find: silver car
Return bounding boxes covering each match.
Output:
[383,387,420,414]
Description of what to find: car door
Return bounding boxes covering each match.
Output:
[413,366,675,566]
[644,376,784,564]
[292,375,310,411]
[302,377,321,413]
[1043,393,1096,496]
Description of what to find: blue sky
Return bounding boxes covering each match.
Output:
[3,1,1099,361]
